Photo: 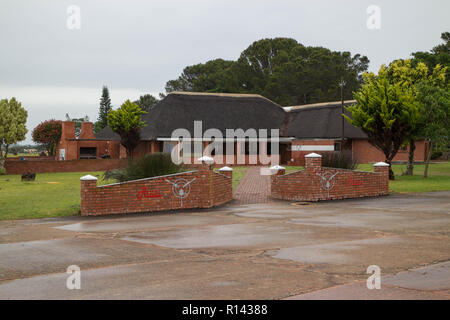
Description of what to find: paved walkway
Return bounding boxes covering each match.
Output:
[233,166,272,204]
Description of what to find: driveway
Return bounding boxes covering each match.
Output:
[0,192,449,299]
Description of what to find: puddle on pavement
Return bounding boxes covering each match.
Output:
[55,215,223,232]
[270,237,402,264]
[288,212,449,230]
[121,223,310,249]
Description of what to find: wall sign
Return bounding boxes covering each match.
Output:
[317,171,339,200]
[136,186,162,200]
[291,145,334,151]
[164,177,197,207]
[346,176,363,186]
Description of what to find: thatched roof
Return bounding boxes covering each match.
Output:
[95,93,367,141]
[97,92,287,140]
[284,101,367,139]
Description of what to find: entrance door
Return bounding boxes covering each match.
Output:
[280,143,291,164]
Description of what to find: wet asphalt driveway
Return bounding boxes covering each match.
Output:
[0,192,449,299]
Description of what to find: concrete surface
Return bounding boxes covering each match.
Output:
[0,191,449,299]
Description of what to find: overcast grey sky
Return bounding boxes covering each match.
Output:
[1,0,449,144]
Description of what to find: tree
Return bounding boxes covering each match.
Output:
[416,81,450,178]
[31,119,62,156]
[345,67,422,180]
[133,94,159,112]
[164,38,369,106]
[95,86,112,133]
[0,98,28,170]
[412,32,450,82]
[107,100,146,159]
[165,59,235,93]
[381,59,446,175]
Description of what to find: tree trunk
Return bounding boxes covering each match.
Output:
[424,140,433,179]
[0,144,9,172]
[126,146,133,160]
[386,159,395,180]
[405,139,415,175]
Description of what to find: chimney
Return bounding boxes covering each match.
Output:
[61,121,76,140]
[79,122,96,139]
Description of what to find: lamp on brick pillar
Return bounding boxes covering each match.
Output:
[373,162,390,194]
[269,165,285,176]
[219,166,233,178]
[80,175,98,216]
[305,153,322,172]
[198,155,214,169]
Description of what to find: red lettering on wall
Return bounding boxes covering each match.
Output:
[136,186,162,200]
[346,176,363,187]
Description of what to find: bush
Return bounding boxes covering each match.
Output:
[103,152,182,182]
[431,150,443,160]
[321,151,357,170]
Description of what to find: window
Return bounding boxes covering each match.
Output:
[163,141,176,153]
[334,142,341,152]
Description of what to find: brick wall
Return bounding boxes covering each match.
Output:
[5,158,127,174]
[352,139,428,163]
[80,163,233,216]
[271,153,389,202]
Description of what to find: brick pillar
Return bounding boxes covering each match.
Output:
[270,165,285,197]
[219,166,233,203]
[197,156,214,208]
[219,166,233,178]
[305,153,322,172]
[373,162,390,194]
[80,175,98,216]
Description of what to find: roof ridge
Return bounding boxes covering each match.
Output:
[168,91,286,111]
[289,100,356,112]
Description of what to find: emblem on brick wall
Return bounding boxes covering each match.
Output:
[164,177,197,207]
[317,171,339,200]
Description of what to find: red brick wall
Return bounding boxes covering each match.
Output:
[352,139,428,163]
[80,164,232,216]
[5,159,127,174]
[271,154,389,202]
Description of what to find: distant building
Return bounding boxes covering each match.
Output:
[57,92,428,164]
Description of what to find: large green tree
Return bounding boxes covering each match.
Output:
[416,81,450,178]
[412,32,449,82]
[345,67,422,180]
[95,86,113,133]
[165,38,369,106]
[381,59,446,175]
[107,100,146,158]
[133,94,159,112]
[0,98,28,170]
[165,59,235,93]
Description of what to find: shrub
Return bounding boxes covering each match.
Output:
[103,152,181,182]
[431,150,443,160]
[321,151,357,170]
[31,119,62,156]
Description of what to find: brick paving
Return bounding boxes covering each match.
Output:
[233,166,273,204]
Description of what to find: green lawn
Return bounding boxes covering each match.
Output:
[357,162,450,193]
[0,171,109,220]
